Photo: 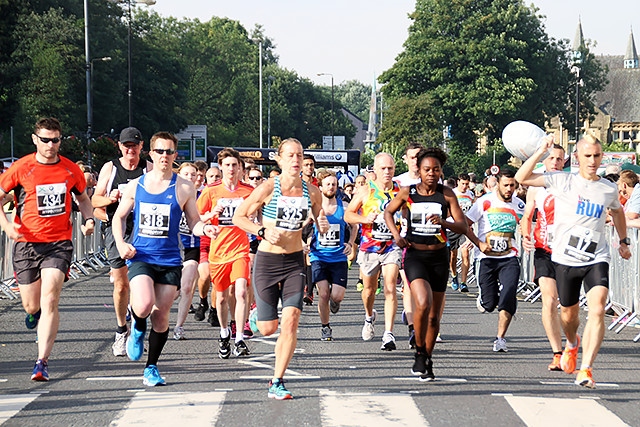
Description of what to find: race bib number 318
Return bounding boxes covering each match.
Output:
[139,202,171,238]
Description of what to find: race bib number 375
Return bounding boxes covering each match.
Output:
[139,202,171,238]
[36,183,66,217]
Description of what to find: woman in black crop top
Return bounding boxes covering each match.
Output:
[384,147,467,381]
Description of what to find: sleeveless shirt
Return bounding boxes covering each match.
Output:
[406,184,449,245]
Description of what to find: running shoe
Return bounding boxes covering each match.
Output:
[401,309,408,325]
[451,276,459,291]
[493,337,508,352]
[25,309,41,330]
[575,368,596,389]
[381,331,396,351]
[268,379,293,400]
[459,282,469,293]
[173,326,185,341]
[112,328,129,356]
[411,352,427,376]
[361,309,377,341]
[127,321,146,361]
[188,304,196,314]
[476,295,486,313]
[303,286,314,306]
[419,357,435,382]
[126,304,132,322]
[375,280,382,295]
[143,365,166,386]
[218,336,231,359]
[233,340,250,356]
[548,353,563,371]
[329,299,340,314]
[356,279,364,292]
[321,325,333,341]
[230,320,237,339]
[249,308,259,334]
[408,329,416,349]
[194,301,208,321]
[436,334,443,343]
[560,335,580,374]
[208,307,220,327]
[31,359,49,381]
[243,320,253,339]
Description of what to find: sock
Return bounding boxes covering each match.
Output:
[116,324,128,334]
[235,334,244,344]
[131,310,148,333]
[567,339,578,349]
[322,323,330,328]
[271,377,282,384]
[416,345,427,354]
[146,328,169,367]
[408,324,414,333]
[365,314,374,322]
[554,351,562,355]
[200,297,208,306]
[220,327,230,339]
[579,364,590,371]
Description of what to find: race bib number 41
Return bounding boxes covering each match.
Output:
[218,198,244,226]
[275,196,308,231]
[139,202,171,237]
[36,183,66,217]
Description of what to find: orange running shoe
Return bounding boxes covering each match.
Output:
[575,368,596,389]
[548,353,562,371]
[560,335,580,374]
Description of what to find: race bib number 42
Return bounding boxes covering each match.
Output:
[275,196,308,231]
[139,202,170,238]
[36,183,66,217]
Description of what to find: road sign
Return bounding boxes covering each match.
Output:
[490,164,500,175]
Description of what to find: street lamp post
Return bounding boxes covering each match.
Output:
[254,40,263,148]
[267,76,275,148]
[317,73,334,150]
[84,0,92,164]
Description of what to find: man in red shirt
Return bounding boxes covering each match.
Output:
[0,118,95,381]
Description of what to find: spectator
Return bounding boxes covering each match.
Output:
[618,170,640,219]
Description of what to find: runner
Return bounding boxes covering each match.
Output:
[384,146,467,380]
[465,169,525,352]
[308,169,357,341]
[233,138,328,400]
[345,152,402,351]
[92,127,150,356]
[449,173,476,292]
[112,132,216,386]
[520,143,566,370]
[516,135,631,388]
[197,148,254,358]
[172,162,200,340]
[0,117,95,381]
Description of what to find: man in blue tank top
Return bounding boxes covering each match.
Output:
[112,132,217,386]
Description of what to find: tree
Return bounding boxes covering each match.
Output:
[335,80,371,121]
[380,0,573,151]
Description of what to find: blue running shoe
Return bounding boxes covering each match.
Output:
[268,379,293,400]
[25,309,41,330]
[127,321,146,361]
[143,365,165,386]
[249,308,259,334]
[401,309,408,326]
[451,276,459,291]
[31,359,49,381]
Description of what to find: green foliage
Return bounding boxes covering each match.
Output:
[335,80,371,121]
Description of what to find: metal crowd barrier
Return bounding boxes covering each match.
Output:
[0,212,107,299]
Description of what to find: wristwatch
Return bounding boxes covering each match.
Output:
[619,237,631,246]
[257,227,266,238]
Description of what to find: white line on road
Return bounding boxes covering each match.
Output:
[393,376,467,383]
[318,389,429,427]
[539,380,620,388]
[86,376,142,381]
[504,395,629,427]
[0,380,7,383]
[240,375,320,380]
[0,394,40,425]
[109,391,226,427]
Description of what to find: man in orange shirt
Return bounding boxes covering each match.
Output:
[0,117,95,381]
[197,148,254,358]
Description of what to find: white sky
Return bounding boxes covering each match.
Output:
[151,1,640,86]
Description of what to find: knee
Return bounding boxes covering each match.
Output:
[588,304,606,319]
[317,287,330,301]
[259,320,279,336]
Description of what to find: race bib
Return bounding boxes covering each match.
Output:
[139,202,170,238]
[371,213,393,241]
[36,183,66,217]
[486,231,513,256]
[410,202,442,236]
[458,197,473,213]
[275,196,308,231]
[218,198,244,226]
[318,223,341,247]
[179,212,191,235]
[563,226,599,262]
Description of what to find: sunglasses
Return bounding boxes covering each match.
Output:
[153,148,176,155]
[248,176,263,180]
[34,134,62,144]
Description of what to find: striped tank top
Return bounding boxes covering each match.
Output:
[262,176,311,231]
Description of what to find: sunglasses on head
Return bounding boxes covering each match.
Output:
[153,148,176,155]
[34,134,61,144]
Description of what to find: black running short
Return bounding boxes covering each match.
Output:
[127,261,182,288]
[533,248,556,284]
[183,247,200,263]
[253,250,305,321]
[12,240,73,284]
[104,225,131,270]
[402,246,450,293]
[555,262,609,307]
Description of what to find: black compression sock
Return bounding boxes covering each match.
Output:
[146,328,169,367]
[116,325,128,334]
[131,310,148,333]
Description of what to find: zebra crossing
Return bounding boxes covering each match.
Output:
[0,388,631,426]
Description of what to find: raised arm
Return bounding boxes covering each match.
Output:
[514,135,554,187]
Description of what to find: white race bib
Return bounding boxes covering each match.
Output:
[36,183,66,217]
[371,213,393,241]
[179,212,191,235]
[218,198,244,226]
[319,223,341,247]
[275,196,308,231]
[139,202,171,238]
[562,226,600,262]
[410,202,442,236]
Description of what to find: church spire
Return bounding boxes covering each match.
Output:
[624,28,638,69]
[572,18,584,65]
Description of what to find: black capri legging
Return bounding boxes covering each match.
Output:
[402,246,450,293]
[252,250,306,321]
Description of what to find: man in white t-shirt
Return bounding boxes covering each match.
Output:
[449,173,475,292]
[516,135,630,389]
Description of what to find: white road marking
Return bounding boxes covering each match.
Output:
[0,380,7,383]
[86,376,142,381]
[239,375,320,380]
[393,377,467,383]
[539,380,620,388]
[109,391,225,427]
[0,394,40,425]
[504,395,629,427]
[318,389,429,427]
